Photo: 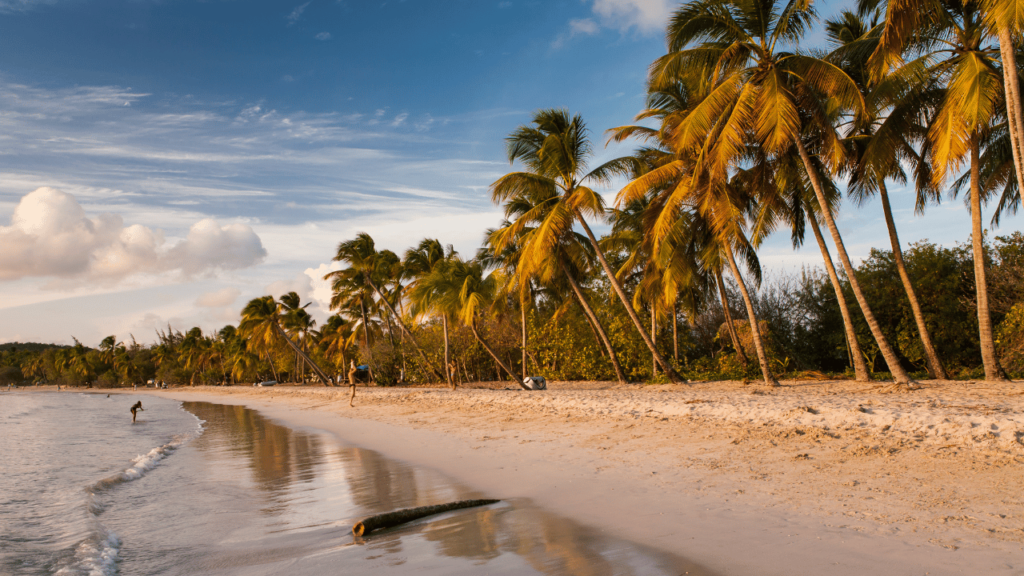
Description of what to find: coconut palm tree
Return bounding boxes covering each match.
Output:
[491,108,682,381]
[329,233,444,381]
[404,238,458,386]
[649,0,917,386]
[824,9,949,379]
[240,295,333,385]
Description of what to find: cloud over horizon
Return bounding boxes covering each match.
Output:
[0,187,267,284]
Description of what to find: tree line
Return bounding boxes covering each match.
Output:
[3,0,1024,388]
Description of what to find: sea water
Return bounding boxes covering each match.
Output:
[0,391,711,575]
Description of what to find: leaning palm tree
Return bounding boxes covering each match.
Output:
[649,0,916,386]
[328,233,444,381]
[490,109,682,381]
[404,238,458,386]
[239,296,333,386]
[825,9,948,379]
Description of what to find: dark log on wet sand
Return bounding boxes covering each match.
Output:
[352,499,500,536]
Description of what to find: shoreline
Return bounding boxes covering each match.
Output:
[125,379,1021,575]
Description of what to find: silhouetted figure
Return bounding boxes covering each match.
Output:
[348,360,358,407]
[131,401,144,422]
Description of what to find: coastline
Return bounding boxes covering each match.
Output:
[131,379,1022,576]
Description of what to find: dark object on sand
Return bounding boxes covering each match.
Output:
[131,401,144,422]
[352,499,500,536]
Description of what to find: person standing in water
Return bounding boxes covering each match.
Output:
[131,401,144,422]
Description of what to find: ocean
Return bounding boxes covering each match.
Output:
[0,391,707,575]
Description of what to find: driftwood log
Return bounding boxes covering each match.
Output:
[352,499,500,536]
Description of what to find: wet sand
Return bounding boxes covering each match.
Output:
[141,379,1024,576]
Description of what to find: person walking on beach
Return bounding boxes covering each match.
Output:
[347,360,358,407]
[131,401,144,422]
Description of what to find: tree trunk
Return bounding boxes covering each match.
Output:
[470,319,529,389]
[806,213,872,381]
[364,274,445,381]
[558,256,627,384]
[443,314,453,388]
[716,272,748,364]
[877,180,947,379]
[580,307,608,358]
[672,301,679,363]
[724,245,778,386]
[796,138,914,385]
[576,215,683,382]
[263,343,280,383]
[651,308,658,377]
[970,139,1009,381]
[999,26,1024,198]
[274,324,333,386]
[521,301,528,380]
[359,298,371,350]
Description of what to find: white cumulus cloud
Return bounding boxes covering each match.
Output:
[590,0,673,32]
[0,187,267,283]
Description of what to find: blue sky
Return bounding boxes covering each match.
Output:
[0,0,1019,346]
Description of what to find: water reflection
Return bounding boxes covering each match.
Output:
[181,402,716,576]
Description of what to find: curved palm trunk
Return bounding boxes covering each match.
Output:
[443,314,453,388]
[796,139,914,385]
[558,256,627,384]
[274,324,333,386]
[470,318,530,389]
[807,214,872,381]
[672,301,679,363]
[520,301,528,380]
[576,216,683,382]
[878,181,947,379]
[724,246,778,386]
[359,298,371,350]
[364,274,445,381]
[970,140,1009,381]
[716,272,748,364]
[263,343,280,383]
[998,27,1024,197]
[580,307,608,358]
[651,308,658,377]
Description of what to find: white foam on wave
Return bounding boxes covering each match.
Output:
[55,528,121,576]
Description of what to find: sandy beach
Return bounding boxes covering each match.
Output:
[138,379,1024,576]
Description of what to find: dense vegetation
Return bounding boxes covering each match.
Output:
[5,0,1024,387]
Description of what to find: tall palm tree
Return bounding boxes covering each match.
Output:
[650,0,916,386]
[329,233,444,381]
[491,109,682,381]
[826,9,949,379]
[404,238,458,386]
[239,296,333,386]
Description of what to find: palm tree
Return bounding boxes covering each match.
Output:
[405,238,458,386]
[240,296,333,385]
[825,9,948,379]
[650,0,917,386]
[917,0,1010,380]
[491,109,682,381]
[329,233,444,381]
[418,257,532,389]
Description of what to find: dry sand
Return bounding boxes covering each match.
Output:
[145,379,1024,576]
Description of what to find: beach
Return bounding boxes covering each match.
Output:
[138,379,1024,576]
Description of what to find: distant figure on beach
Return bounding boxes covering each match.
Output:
[448,361,458,390]
[348,360,358,407]
[57,385,61,391]
[131,401,144,422]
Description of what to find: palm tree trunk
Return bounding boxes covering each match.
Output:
[796,138,914,386]
[998,26,1024,197]
[878,180,947,379]
[558,256,627,383]
[274,324,333,386]
[364,274,445,381]
[723,245,778,386]
[576,215,683,382]
[470,319,530,389]
[443,314,453,388]
[651,307,658,377]
[263,343,280,383]
[521,301,528,380]
[716,272,748,364]
[359,298,371,350]
[970,140,1009,381]
[806,213,872,381]
[579,306,608,358]
[672,301,679,363]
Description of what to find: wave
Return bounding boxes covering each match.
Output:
[63,406,204,576]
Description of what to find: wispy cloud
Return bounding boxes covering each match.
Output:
[287,1,311,25]
[554,0,671,47]
[315,31,331,40]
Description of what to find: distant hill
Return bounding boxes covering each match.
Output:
[0,342,71,352]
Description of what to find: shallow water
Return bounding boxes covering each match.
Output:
[1,391,712,575]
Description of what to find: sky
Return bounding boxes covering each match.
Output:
[0,0,1020,347]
